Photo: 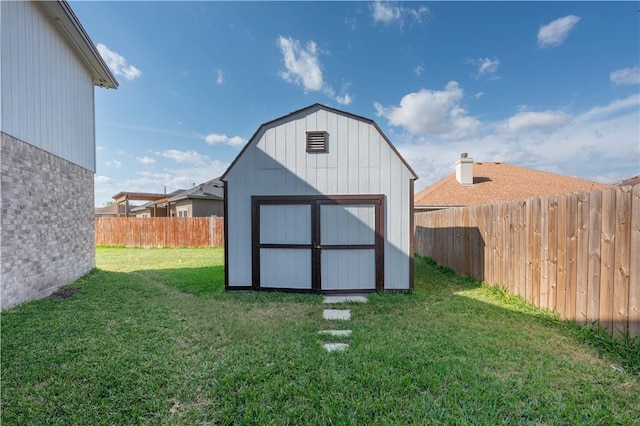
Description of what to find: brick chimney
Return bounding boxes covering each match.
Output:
[455,153,474,185]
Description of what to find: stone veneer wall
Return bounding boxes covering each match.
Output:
[1,132,95,309]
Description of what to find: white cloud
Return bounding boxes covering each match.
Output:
[371,1,429,26]
[215,68,225,85]
[398,94,639,194]
[161,149,209,165]
[345,17,358,32]
[374,81,481,140]
[106,160,122,168]
[95,175,112,184]
[576,93,639,123]
[203,133,245,147]
[537,15,581,48]
[610,65,640,86]
[475,92,485,99]
[500,110,571,134]
[414,65,424,76]
[277,36,353,105]
[137,156,156,165]
[96,44,142,80]
[470,57,500,80]
[278,36,323,92]
[335,94,354,105]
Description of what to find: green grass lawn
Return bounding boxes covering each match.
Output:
[2,248,639,425]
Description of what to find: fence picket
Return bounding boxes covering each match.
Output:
[613,187,631,337]
[576,191,590,325]
[600,188,616,334]
[539,196,550,309]
[587,190,602,323]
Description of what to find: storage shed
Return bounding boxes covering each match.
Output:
[221,104,417,293]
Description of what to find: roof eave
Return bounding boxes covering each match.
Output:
[36,1,118,89]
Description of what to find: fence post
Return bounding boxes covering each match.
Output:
[629,185,640,337]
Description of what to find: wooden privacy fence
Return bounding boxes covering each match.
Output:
[414,185,640,337]
[95,217,224,248]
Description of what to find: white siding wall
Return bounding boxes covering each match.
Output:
[1,1,96,171]
[226,107,414,289]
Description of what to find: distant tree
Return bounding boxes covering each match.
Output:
[104,201,116,206]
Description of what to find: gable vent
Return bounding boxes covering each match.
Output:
[306,131,327,153]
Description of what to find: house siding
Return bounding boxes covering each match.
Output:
[191,199,224,217]
[1,0,96,172]
[1,133,95,309]
[224,107,414,290]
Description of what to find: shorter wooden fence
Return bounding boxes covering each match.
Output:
[414,185,640,337]
[95,217,224,248]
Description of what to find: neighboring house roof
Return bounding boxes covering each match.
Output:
[94,204,133,216]
[415,161,611,207]
[36,1,118,89]
[221,103,418,181]
[168,178,224,202]
[617,175,640,187]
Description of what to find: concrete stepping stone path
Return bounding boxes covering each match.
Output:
[323,309,351,321]
[318,329,352,337]
[320,294,367,352]
[323,343,349,352]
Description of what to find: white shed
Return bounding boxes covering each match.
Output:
[221,104,418,293]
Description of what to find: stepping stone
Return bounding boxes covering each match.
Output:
[318,329,352,337]
[323,343,348,352]
[323,309,351,320]
[323,295,368,304]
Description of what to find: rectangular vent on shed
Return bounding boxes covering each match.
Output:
[306,131,327,153]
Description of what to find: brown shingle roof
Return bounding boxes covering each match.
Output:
[415,162,611,207]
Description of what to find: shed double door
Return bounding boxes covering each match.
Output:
[252,196,384,292]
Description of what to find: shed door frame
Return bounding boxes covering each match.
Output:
[252,195,385,292]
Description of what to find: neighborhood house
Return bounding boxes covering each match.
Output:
[414,153,611,211]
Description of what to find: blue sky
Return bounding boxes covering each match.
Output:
[69,1,640,207]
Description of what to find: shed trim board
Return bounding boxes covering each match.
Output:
[251,195,384,293]
[409,178,415,290]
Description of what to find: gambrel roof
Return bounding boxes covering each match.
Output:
[222,103,418,181]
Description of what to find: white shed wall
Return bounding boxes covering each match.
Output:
[1,1,96,171]
[225,107,414,290]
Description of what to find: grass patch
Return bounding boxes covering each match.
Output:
[2,248,638,424]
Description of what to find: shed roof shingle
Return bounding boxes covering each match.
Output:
[415,162,611,207]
